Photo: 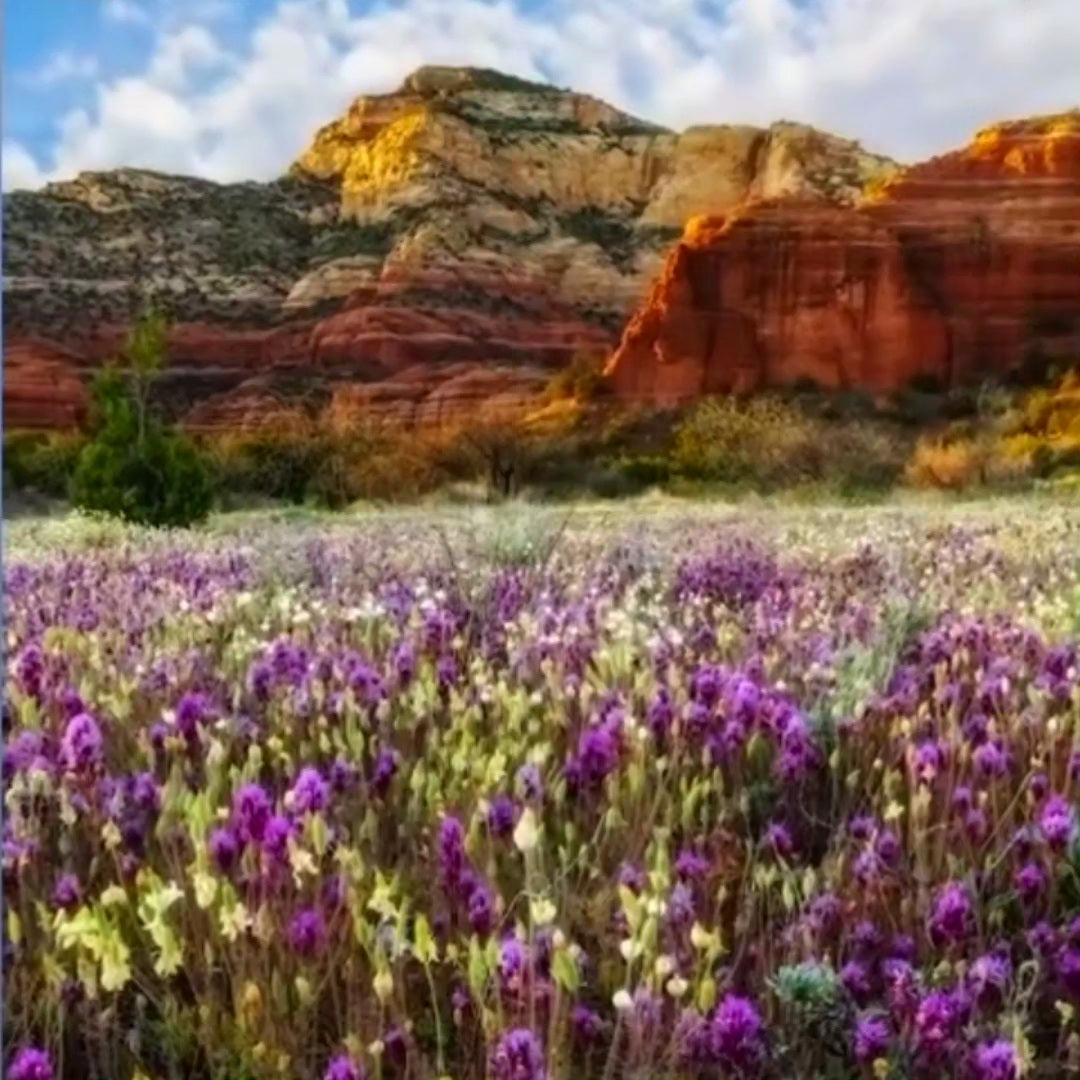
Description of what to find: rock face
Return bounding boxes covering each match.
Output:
[3,65,895,432]
[608,113,1080,402]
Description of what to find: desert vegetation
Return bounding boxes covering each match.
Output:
[4,500,1080,1080]
[8,366,1080,514]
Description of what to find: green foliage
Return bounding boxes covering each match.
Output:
[71,310,213,528]
[209,425,453,508]
[671,395,906,493]
[771,961,841,1009]
[210,430,325,505]
[3,430,86,498]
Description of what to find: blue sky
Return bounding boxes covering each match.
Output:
[4,0,1079,190]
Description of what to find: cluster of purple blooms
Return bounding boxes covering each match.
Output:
[4,522,1080,1079]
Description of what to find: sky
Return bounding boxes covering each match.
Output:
[3,0,1080,191]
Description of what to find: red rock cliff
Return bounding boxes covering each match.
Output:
[2,66,895,433]
[607,113,1080,402]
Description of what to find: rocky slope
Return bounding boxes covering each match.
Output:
[3,65,895,432]
[607,112,1080,402]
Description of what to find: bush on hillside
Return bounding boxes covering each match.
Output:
[72,310,213,527]
[208,428,326,505]
[904,368,1080,491]
[671,395,907,492]
[3,430,86,498]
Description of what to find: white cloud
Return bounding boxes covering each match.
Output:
[7,0,1080,191]
[2,140,50,191]
[147,26,229,90]
[102,0,150,25]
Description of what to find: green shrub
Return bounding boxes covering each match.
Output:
[672,395,906,494]
[71,310,213,528]
[210,431,324,504]
[73,425,214,527]
[616,455,670,487]
[3,430,86,498]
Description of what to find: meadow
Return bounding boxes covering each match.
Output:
[5,497,1080,1080]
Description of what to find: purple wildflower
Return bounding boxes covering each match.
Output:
[1039,795,1077,853]
[1059,945,1080,998]
[289,766,329,816]
[667,882,696,928]
[262,814,293,862]
[468,884,496,936]
[1014,862,1046,904]
[929,882,975,947]
[853,1014,891,1065]
[487,795,516,838]
[51,873,81,911]
[232,783,272,845]
[437,815,467,892]
[968,951,1011,1007]
[516,763,543,802]
[707,995,764,1073]
[849,815,876,841]
[288,908,327,957]
[571,1005,604,1044]
[8,1048,54,1080]
[3,731,50,776]
[973,1040,1018,1080]
[571,722,620,789]
[765,822,794,858]
[875,829,901,866]
[883,959,919,1018]
[324,1054,366,1080]
[890,935,917,962]
[491,1028,545,1080]
[329,758,359,794]
[499,936,527,985]
[675,848,710,880]
[370,749,397,796]
[175,692,212,740]
[60,712,103,772]
[914,739,945,783]
[952,786,973,814]
[973,740,1009,779]
[209,827,241,874]
[807,893,842,937]
[1027,921,1059,959]
[914,990,959,1053]
[851,920,884,959]
[841,960,874,1005]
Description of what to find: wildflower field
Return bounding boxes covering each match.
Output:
[5,499,1080,1080]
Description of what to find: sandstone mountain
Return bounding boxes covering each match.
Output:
[2,65,897,432]
[607,112,1080,403]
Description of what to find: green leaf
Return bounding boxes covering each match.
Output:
[617,885,643,933]
[413,913,438,966]
[552,947,580,994]
[309,813,329,859]
[697,975,717,1013]
[468,936,489,1000]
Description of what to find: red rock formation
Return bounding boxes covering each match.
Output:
[608,113,1080,401]
[5,269,608,434]
[3,340,90,429]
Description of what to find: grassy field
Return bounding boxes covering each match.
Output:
[5,496,1080,1080]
